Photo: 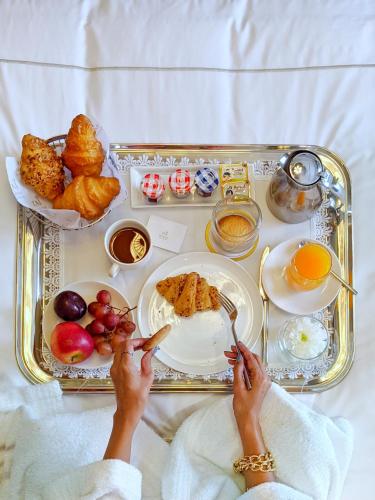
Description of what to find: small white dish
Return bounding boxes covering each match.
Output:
[43,280,132,369]
[137,252,263,375]
[262,238,341,315]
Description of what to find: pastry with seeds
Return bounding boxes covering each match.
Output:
[195,277,212,311]
[174,272,199,317]
[156,272,221,317]
[20,134,65,200]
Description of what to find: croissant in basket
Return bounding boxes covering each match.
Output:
[53,175,120,220]
[20,134,65,200]
[62,114,105,177]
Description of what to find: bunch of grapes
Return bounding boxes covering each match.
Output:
[86,290,136,356]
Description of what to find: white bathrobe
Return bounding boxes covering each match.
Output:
[0,379,352,500]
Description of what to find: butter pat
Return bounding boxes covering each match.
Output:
[220,163,249,182]
[220,162,251,199]
[222,181,251,199]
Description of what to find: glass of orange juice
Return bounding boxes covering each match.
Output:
[284,242,332,291]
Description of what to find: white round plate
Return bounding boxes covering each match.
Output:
[137,252,263,375]
[43,280,131,368]
[262,238,341,315]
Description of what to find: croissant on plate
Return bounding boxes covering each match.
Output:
[53,175,120,220]
[62,114,105,177]
[156,272,221,317]
[20,134,65,200]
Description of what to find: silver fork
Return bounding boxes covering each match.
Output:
[219,292,251,390]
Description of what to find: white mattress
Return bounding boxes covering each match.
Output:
[1,1,374,498]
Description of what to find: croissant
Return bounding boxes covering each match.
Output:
[62,114,105,177]
[174,272,199,317]
[156,274,187,305]
[156,273,221,317]
[20,134,64,200]
[53,175,120,220]
[196,277,212,311]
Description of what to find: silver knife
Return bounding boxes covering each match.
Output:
[259,246,270,364]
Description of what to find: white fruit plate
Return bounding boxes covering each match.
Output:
[43,280,132,369]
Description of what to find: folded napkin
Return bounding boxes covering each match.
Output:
[162,383,353,500]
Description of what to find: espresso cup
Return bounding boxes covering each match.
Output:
[104,218,152,278]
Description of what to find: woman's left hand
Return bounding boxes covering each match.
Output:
[223,343,274,488]
[224,342,271,436]
[110,338,154,427]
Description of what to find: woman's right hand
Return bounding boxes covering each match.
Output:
[110,337,154,427]
[224,342,271,438]
[104,338,154,462]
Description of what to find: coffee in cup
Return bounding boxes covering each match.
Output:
[104,219,152,277]
[109,227,150,264]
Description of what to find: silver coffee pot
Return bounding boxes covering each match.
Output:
[266,150,334,224]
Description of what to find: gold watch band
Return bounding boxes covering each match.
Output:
[233,451,275,473]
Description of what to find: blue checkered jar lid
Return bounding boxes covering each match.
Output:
[194,167,219,194]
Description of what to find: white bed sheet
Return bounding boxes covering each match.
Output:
[1,1,374,498]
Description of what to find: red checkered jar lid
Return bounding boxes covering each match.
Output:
[141,173,165,200]
[168,169,192,195]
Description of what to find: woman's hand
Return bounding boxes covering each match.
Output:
[110,337,154,427]
[224,342,271,438]
[104,338,154,462]
[224,342,274,488]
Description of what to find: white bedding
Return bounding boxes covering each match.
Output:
[1,1,374,498]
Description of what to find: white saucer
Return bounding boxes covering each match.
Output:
[43,280,132,368]
[262,238,341,315]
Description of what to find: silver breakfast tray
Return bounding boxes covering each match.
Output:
[15,144,354,393]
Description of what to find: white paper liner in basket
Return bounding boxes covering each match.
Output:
[5,119,127,229]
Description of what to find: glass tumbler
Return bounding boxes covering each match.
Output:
[210,197,262,257]
[284,242,332,291]
[278,316,329,361]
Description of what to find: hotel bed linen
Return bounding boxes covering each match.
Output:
[0,1,374,498]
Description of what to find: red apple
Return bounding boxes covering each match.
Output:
[51,322,94,364]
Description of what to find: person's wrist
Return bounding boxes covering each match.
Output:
[237,416,261,440]
[114,408,140,432]
[236,411,260,429]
